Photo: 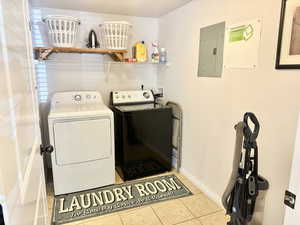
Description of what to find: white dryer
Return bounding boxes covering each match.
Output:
[48,91,115,195]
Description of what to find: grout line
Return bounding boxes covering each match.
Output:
[117,213,125,225]
[170,209,225,225]
[197,218,204,225]
[178,198,198,219]
[195,209,224,219]
[171,209,225,225]
[151,197,197,225]
[150,205,164,225]
[172,218,198,225]
[179,196,224,219]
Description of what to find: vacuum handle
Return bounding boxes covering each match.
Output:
[243,112,260,142]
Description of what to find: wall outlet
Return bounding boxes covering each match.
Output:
[152,87,164,97]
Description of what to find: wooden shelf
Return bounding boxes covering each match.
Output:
[34,47,127,61]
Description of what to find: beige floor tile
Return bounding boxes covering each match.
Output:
[152,199,194,225]
[118,205,148,215]
[47,194,54,219]
[116,171,124,184]
[64,220,85,225]
[120,207,162,225]
[177,219,202,225]
[198,211,229,225]
[181,194,221,218]
[179,179,202,195]
[68,223,84,225]
[83,214,123,225]
[47,194,54,202]
[48,202,53,210]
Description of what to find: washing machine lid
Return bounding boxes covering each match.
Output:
[115,103,169,112]
[49,104,112,119]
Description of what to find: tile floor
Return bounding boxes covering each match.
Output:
[47,171,229,225]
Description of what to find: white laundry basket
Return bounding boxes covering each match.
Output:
[43,15,80,47]
[99,21,132,50]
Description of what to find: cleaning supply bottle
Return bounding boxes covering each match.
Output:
[159,48,167,63]
[134,41,148,62]
[151,42,160,63]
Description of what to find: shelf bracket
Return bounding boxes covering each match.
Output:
[35,48,54,60]
[108,52,124,62]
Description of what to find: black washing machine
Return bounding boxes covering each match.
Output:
[110,90,172,181]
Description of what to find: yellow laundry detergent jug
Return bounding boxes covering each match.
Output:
[134,41,148,62]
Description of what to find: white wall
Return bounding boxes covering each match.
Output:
[158,0,300,224]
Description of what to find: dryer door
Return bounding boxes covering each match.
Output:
[53,117,112,165]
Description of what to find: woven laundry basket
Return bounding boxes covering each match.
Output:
[99,21,132,50]
[43,15,81,47]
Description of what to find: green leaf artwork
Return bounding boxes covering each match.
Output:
[229,24,254,43]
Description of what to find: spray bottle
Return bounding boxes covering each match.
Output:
[151,42,160,63]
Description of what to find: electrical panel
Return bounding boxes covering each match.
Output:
[198,22,225,77]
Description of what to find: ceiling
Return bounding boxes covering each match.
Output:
[30,0,193,17]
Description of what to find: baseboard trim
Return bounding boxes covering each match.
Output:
[180,167,223,207]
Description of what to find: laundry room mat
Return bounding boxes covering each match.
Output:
[52,174,193,225]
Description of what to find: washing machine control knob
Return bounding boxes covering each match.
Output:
[74,94,82,102]
[143,92,150,99]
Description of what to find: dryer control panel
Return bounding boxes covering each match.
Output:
[112,90,154,105]
[51,91,104,106]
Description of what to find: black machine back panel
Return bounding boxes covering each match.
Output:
[114,107,173,180]
[124,109,172,163]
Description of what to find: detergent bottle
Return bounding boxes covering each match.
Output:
[134,41,148,62]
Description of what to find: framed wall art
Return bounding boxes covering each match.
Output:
[276,0,300,69]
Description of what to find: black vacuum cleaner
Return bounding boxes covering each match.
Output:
[222,112,269,225]
[0,204,4,225]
